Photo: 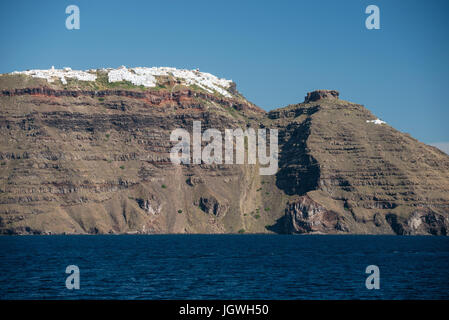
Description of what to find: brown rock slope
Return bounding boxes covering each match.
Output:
[0,74,448,235]
[268,90,449,235]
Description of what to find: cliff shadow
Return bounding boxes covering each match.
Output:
[275,119,320,196]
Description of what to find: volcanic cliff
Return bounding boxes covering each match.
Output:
[1,67,448,235]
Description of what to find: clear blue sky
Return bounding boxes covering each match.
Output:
[1,0,448,145]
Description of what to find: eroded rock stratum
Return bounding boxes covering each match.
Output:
[1,69,448,235]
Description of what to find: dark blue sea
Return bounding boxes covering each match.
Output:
[0,235,448,299]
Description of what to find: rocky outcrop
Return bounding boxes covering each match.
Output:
[283,195,345,234]
[273,92,449,235]
[195,196,228,217]
[304,89,339,103]
[186,176,203,186]
[136,196,161,215]
[386,211,448,235]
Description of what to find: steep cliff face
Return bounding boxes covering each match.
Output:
[269,90,449,235]
[0,70,276,235]
[1,70,448,235]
